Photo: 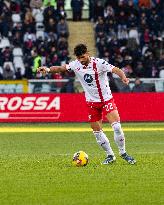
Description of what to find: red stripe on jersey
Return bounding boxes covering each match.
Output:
[93,61,104,102]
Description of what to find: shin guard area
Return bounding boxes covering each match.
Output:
[112,122,126,155]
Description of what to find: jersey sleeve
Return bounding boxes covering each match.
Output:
[66,61,76,72]
[98,58,115,73]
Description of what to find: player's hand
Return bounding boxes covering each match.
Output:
[37,66,50,74]
[122,77,129,85]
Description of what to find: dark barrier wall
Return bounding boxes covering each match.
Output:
[0,93,164,122]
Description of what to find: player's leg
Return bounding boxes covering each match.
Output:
[106,110,126,155]
[90,119,102,131]
[87,102,115,164]
[90,120,115,164]
[106,110,136,164]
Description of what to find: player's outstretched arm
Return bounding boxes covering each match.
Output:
[37,65,67,74]
[112,67,129,85]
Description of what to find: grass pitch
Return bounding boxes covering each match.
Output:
[0,122,163,205]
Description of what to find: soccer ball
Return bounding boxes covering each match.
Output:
[72,151,88,167]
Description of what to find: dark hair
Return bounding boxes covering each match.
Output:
[74,44,88,56]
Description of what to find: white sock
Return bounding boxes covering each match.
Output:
[93,130,114,156]
[112,122,126,155]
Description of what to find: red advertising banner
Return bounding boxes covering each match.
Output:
[113,93,164,122]
[0,93,164,122]
[0,94,87,122]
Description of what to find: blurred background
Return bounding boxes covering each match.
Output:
[0,0,163,93]
[0,0,164,122]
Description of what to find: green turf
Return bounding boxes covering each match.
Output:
[0,123,164,205]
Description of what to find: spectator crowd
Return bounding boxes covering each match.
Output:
[0,0,164,93]
[0,0,69,81]
[93,0,164,79]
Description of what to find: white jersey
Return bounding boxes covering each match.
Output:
[66,57,115,102]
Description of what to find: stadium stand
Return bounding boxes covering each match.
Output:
[94,0,164,79]
[0,0,70,81]
[0,0,163,93]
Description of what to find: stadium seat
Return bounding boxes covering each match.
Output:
[13,57,25,75]
[16,65,25,76]
[33,84,42,93]
[3,84,16,93]
[32,8,42,17]
[3,62,15,72]
[13,56,23,65]
[0,38,10,48]
[36,30,45,40]
[15,84,23,93]
[155,81,164,92]
[0,66,3,74]
[0,84,5,93]
[28,83,35,93]
[36,22,44,31]
[13,47,23,56]
[159,70,164,78]
[41,84,51,93]
[12,14,21,23]
[35,12,44,23]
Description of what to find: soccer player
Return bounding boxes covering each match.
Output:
[37,44,136,165]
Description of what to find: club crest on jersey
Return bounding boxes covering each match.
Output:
[84,74,93,86]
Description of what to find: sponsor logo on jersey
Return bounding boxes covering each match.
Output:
[84,74,93,86]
